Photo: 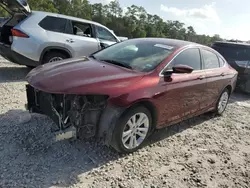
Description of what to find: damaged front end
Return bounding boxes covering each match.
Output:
[25,84,108,141]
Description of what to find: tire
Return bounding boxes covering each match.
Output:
[42,51,68,64]
[110,106,153,153]
[215,88,230,115]
[26,65,34,69]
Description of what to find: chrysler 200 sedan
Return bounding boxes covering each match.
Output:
[25,38,238,153]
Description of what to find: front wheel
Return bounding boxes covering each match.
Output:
[215,88,230,115]
[111,106,152,153]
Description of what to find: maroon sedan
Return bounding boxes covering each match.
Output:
[25,38,238,153]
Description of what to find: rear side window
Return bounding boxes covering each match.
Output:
[169,48,201,70]
[71,21,93,38]
[202,49,220,69]
[218,56,225,67]
[39,16,67,33]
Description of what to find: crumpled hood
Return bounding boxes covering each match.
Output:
[26,56,144,95]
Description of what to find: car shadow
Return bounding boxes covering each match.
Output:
[0,109,217,187]
[229,91,250,104]
[0,66,30,83]
[148,112,214,145]
[0,109,120,187]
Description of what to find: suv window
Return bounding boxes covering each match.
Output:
[39,16,67,33]
[71,21,93,38]
[213,44,250,61]
[202,49,220,69]
[95,26,117,42]
[168,48,201,70]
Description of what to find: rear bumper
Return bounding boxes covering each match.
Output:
[0,43,40,66]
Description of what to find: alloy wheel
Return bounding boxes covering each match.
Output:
[48,57,63,63]
[218,91,229,114]
[122,112,149,149]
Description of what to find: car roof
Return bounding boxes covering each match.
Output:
[213,41,250,48]
[32,11,110,29]
[127,37,200,48]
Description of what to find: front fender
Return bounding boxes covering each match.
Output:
[97,104,126,146]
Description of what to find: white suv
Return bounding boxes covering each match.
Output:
[0,0,122,67]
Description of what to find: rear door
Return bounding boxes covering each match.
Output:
[200,48,229,109]
[63,20,99,57]
[0,0,30,15]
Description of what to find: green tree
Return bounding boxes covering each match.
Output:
[0,0,224,45]
[28,0,58,13]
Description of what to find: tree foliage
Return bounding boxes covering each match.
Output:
[0,0,223,45]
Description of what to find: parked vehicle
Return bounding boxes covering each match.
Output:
[212,41,250,93]
[0,0,121,67]
[25,38,238,153]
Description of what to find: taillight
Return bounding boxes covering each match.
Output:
[11,29,29,38]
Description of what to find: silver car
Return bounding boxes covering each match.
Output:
[0,0,121,67]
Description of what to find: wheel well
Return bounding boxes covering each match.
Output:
[226,85,232,95]
[125,101,158,131]
[41,48,71,62]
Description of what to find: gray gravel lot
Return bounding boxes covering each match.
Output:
[0,60,249,188]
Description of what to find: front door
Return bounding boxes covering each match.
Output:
[94,25,119,49]
[156,48,207,127]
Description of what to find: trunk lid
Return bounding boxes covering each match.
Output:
[0,0,31,15]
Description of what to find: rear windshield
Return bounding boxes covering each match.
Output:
[212,43,250,61]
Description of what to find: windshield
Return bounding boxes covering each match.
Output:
[91,39,176,72]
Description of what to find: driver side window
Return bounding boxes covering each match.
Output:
[167,48,202,71]
[95,26,117,42]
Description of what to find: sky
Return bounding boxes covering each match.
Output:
[89,0,250,41]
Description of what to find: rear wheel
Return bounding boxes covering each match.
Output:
[215,88,229,115]
[111,106,152,153]
[42,51,68,64]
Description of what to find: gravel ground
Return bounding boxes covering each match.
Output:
[0,60,249,188]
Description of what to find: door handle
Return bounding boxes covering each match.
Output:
[198,75,206,80]
[66,39,75,43]
[221,73,225,76]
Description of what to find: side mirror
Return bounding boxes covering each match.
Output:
[172,64,194,73]
[162,64,194,76]
[100,42,108,49]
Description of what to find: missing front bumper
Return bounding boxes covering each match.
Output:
[55,126,77,141]
[25,84,108,139]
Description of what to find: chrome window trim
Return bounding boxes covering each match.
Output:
[159,45,226,77]
[159,46,200,77]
